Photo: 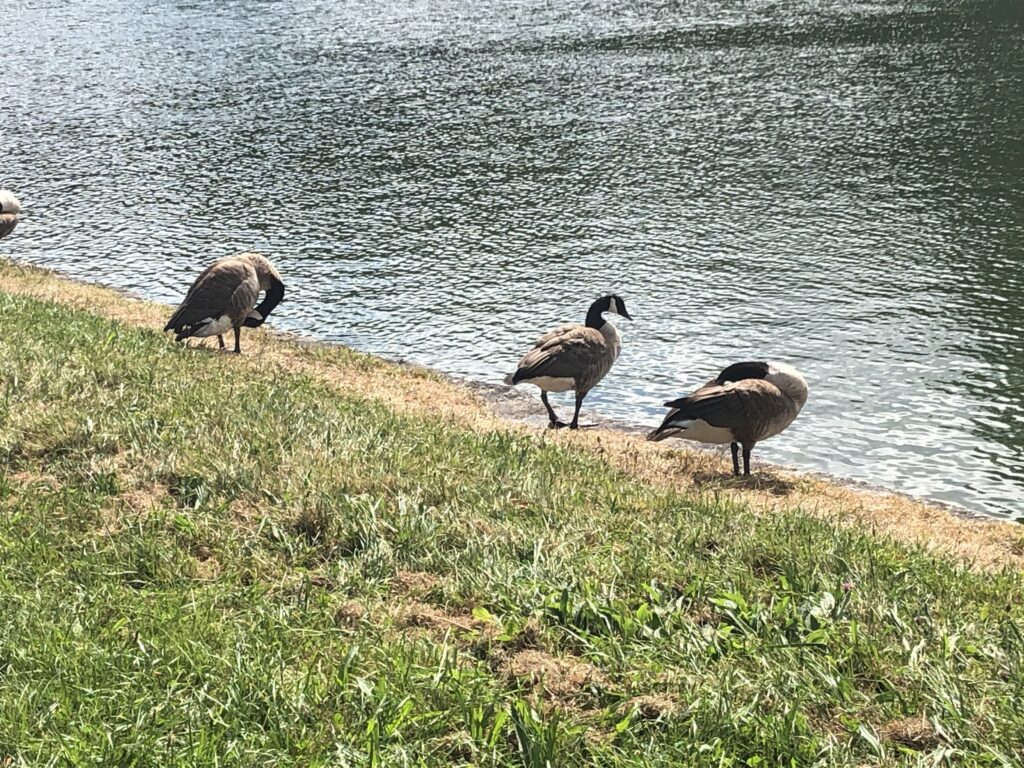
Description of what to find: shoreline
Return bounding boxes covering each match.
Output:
[460,376,997,524]
[19,258,993,523]
[1,255,1020,570]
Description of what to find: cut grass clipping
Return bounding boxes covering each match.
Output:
[0,288,1022,766]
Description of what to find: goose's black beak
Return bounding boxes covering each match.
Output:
[622,308,633,321]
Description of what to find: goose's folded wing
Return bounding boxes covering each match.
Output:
[513,325,605,381]
[661,379,784,430]
[182,259,225,300]
[165,260,257,331]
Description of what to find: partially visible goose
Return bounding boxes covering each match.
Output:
[0,189,22,240]
[165,252,284,354]
[647,361,808,475]
[505,294,632,429]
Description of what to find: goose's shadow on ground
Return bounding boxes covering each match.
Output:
[688,470,800,497]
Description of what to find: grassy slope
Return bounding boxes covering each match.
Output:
[0,289,1022,767]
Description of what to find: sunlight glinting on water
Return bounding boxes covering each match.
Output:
[2,0,1022,517]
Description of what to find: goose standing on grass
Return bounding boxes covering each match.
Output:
[505,294,632,429]
[0,189,22,240]
[165,252,284,354]
[647,361,808,476]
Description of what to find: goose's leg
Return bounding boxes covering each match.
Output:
[730,442,740,476]
[233,326,242,354]
[742,444,753,476]
[569,390,585,430]
[218,335,226,350]
[541,392,566,428]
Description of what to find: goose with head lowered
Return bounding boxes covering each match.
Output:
[164,252,284,354]
[647,361,808,476]
[505,294,632,429]
[0,189,22,240]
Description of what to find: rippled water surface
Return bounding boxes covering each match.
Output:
[3,0,1023,518]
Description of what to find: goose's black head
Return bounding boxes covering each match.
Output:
[716,361,770,385]
[585,294,633,328]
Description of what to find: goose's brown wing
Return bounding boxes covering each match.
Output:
[165,258,258,333]
[511,325,609,385]
[657,379,787,440]
[183,259,222,300]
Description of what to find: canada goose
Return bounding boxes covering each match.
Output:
[505,294,632,429]
[0,189,22,240]
[165,252,284,354]
[647,361,808,476]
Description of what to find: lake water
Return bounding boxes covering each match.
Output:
[3,0,1023,519]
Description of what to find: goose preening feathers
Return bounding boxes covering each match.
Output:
[505,294,632,429]
[165,252,285,354]
[647,361,808,475]
[0,190,22,240]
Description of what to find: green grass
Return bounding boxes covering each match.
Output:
[0,290,1022,766]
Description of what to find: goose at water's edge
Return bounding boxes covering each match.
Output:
[505,294,632,430]
[164,252,285,354]
[647,361,808,476]
[0,190,22,240]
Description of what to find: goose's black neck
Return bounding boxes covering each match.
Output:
[585,301,607,329]
[717,361,769,385]
[245,276,285,327]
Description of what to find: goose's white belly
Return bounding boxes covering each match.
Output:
[193,314,234,337]
[529,376,576,393]
[672,419,735,445]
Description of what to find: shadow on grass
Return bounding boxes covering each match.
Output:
[690,470,799,496]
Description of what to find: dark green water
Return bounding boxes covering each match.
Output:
[3,0,1023,518]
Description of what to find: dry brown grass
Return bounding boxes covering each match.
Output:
[119,483,169,514]
[503,649,609,699]
[622,694,680,721]
[396,600,495,636]
[2,257,1021,571]
[333,600,367,628]
[194,555,222,581]
[392,569,443,597]
[880,715,943,751]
